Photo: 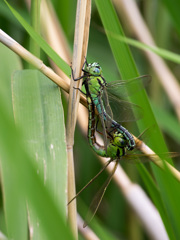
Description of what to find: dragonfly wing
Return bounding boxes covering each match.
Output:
[107,75,151,99]
[108,95,144,122]
[102,76,149,125]
[98,95,108,151]
[121,152,180,164]
[102,88,114,130]
[83,160,119,227]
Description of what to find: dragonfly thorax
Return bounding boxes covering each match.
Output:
[107,142,125,159]
[86,62,102,76]
[113,131,128,148]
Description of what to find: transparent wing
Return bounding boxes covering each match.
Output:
[121,151,179,164]
[106,75,151,99]
[121,126,179,163]
[102,88,114,130]
[102,92,143,125]
[101,75,151,124]
[97,76,150,141]
[108,95,143,122]
[98,95,108,151]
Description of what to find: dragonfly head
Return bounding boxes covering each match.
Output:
[86,62,102,76]
[113,132,128,148]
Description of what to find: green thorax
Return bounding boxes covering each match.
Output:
[87,75,105,98]
[107,132,127,159]
[84,62,106,98]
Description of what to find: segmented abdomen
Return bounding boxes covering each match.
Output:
[87,96,107,158]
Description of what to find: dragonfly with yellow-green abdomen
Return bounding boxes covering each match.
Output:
[72,59,151,151]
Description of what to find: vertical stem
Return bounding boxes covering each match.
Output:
[30,0,41,59]
[66,0,91,238]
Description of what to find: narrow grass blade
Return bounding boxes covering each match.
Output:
[0,88,73,239]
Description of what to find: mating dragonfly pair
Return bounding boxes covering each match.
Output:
[69,59,159,227]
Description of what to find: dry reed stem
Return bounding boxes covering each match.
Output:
[113,0,180,120]
[65,0,91,238]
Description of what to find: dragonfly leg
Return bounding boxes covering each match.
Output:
[83,160,119,227]
[95,117,104,134]
[71,58,90,81]
[70,65,86,81]
[73,86,86,95]
[82,57,88,69]
[68,158,113,206]
[95,117,112,140]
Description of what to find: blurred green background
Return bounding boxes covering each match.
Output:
[0,0,180,240]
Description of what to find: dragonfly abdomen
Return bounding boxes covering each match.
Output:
[87,96,107,158]
[89,87,135,151]
[111,120,135,150]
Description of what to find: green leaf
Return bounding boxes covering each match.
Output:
[0,43,26,240]
[137,164,176,239]
[162,0,180,36]
[11,70,68,239]
[0,69,73,240]
[151,102,180,143]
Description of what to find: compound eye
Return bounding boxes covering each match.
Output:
[120,139,125,145]
[94,67,100,74]
[119,138,127,147]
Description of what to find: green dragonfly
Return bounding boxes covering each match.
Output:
[72,59,151,151]
[71,60,179,227]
